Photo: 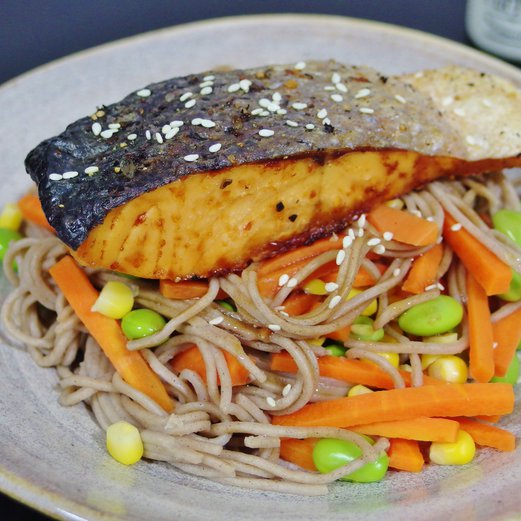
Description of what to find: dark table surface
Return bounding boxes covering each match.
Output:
[0,0,508,519]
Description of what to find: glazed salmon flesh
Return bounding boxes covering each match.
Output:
[25,61,521,279]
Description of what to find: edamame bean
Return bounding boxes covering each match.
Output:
[491,354,520,385]
[492,209,521,246]
[312,438,388,482]
[324,343,346,357]
[217,300,236,312]
[398,295,463,337]
[499,271,521,302]
[0,228,22,262]
[350,316,384,342]
[121,309,166,339]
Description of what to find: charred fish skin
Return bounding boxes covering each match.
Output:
[25,60,465,251]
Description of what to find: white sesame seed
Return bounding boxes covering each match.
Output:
[437,283,445,291]
[383,231,394,241]
[342,236,353,249]
[267,103,280,112]
[209,143,222,153]
[426,216,435,222]
[100,129,115,139]
[62,171,79,179]
[155,132,164,144]
[359,107,375,114]
[170,120,184,127]
[395,94,406,104]
[280,311,289,317]
[272,92,282,102]
[285,120,298,128]
[108,123,121,129]
[482,99,493,107]
[203,75,215,81]
[317,108,328,119]
[393,268,401,277]
[227,83,240,93]
[331,72,341,84]
[199,80,214,88]
[493,342,499,349]
[355,88,371,99]
[165,128,180,139]
[425,284,438,291]
[145,130,151,140]
[127,133,137,141]
[49,173,63,181]
[276,109,287,115]
[282,384,292,397]
[348,228,356,240]
[328,295,342,309]
[84,166,99,175]
[278,273,290,286]
[410,210,422,217]
[450,223,462,231]
[466,135,477,146]
[200,86,213,95]
[209,316,224,326]
[137,88,151,97]
[374,244,386,255]
[268,324,281,332]
[239,79,252,92]
[179,92,192,102]
[305,123,315,130]
[323,118,331,125]
[336,250,346,266]
[357,214,366,228]
[259,98,271,108]
[336,82,348,93]
[259,110,270,116]
[358,227,365,238]
[251,108,263,115]
[367,238,381,246]
[454,107,466,117]
[183,154,199,162]
[184,99,196,109]
[292,102,308,110]
[266,397,277,407]
[162,124,172,134]
[91,122,102,136]
[201,119,216,128]
[259,129,275,137]
[324,85,336,91]
[286,277,298,288]
[331,94,343,103]
[294,61,306,70]
[325,282,339,292]
[442,96,453,106]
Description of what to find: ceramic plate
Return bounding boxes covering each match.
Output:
[1,14,520,521]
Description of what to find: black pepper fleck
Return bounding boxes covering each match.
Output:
[289,214,298,222]
[276,202,285,212]
[220,179,233,189]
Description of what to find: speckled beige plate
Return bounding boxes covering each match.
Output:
[1,14,521,521]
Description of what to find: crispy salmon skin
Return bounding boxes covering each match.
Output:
[25,61,521,279]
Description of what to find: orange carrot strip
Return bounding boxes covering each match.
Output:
[367,205,438,246]
[492,307,521,377]
[466,271,495,383]
[281,292,321,317]
[456,417,516,452]
[171,344,250,386]
[272,383,514,428]
[351,416,459,442]
[18,194,55,233]
[387,439,424,472]
[475,415,501,423]
[443,212,512,296]
[402,244,443,294]
[279,438,318,471]
[319,264,381,288]
[49,256,172,412]
[270,353,443,389]
[326,325,351,343]
[159,280,227,300]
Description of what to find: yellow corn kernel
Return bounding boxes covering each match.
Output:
[91,281,134,319]
[423,333,458,344]
[308,337,326,346]
[0,203,23,231]
[430,430,475,465]
[347,288,377,316]
[421,354,442,370]
[382,334,398,344]
[375,351,400,368]
[106,421,143,465]
[348,384,373,397]
[304,278,327,295]
[427,355,468,384]
[385,198,404,210]
[399,363,412,373]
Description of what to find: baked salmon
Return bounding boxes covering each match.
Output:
[25,61,521,279]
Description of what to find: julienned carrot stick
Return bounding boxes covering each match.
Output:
[456,417,515,452]
[159,280,227,300]
[466,271,495,383]
[280,292,320,316]
[367,205,438,246]
[50,256,173,412]
[171,344,249,386]
[272,383,514,428]
[492,307,521,377]
[18,194,55,233]
[443,212,512,296]
[279,438,318,471]
[351,416,459,442]
[402,244,443,294]
[387,439,424,472]
[475,415,501,423]
[270,352,443,389]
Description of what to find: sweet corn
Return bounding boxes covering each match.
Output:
[91,281,134,319]
[430,430,475,465]
[308,337,326,346]
[421,354,442,370]
[423,332,458,344]
[304,278,328,295]
[348,384,374,397]
[375,352,400,368]
[399,363,412,373]
[427,355,468,383]
[106,421,144,465]
[0,203,23,231]
[382,334,398,344]
[347,288,377,316]
[385,198,404,210]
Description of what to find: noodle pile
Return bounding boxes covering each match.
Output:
[2,173,521,495]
